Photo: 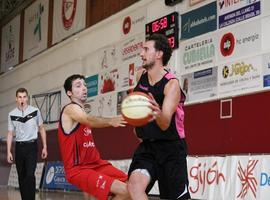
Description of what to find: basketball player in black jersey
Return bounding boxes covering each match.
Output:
[127,34,191,200]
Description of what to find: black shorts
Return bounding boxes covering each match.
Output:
[128,140,190,199]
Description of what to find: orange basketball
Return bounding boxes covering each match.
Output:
[121,92,152,126]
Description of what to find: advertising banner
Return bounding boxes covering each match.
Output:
[218,55,262,97]
[85,98,99,116]
[99,68,119,94]
[86,74,98,97]
[181,67,218,103]
[52,0,86,44]
[120,33,144,64]
[121,7,146,38]
[98,44,120,71]
[180,33,217,74]
[181,1,217,39]
[1,15,20,72]
[23,0,49,60]
[95,93,117,117]
[218,0,261,28]
[218,20,261,62]
[118,63,135,90]
[42,161,79,191]
[187,155,270,200]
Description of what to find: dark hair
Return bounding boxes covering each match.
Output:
[146,33,172,66]
[16,88,28,97]
[64,74,85,94]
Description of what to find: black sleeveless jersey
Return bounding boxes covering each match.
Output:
[133,70,186,141]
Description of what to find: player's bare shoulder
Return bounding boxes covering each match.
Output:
[63,103,83,118]
[166,78,180,93]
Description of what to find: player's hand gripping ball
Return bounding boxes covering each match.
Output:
[121,92,152,126]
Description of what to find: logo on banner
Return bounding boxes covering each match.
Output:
[46,166,55,184]
[123,16,131,35]
[189,161,225,194]
[5,25,15,62]
[220,32,235,57]
[237,160,258,199]
[261,172,270,186]
[29,3,44,41]
[218,0,242,10]
[222,65,229,78]
[181,2,217,39]
[222,62,256,79]
[183,38,215,70]
[62,0,77,30]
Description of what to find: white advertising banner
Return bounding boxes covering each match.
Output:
[118,63,135,90]
[1,15,20,72]
[52,0,86,44]
[218,20,261,62]
[120,33,144,64]
[230,156,262,200]
[85,98,99,116]
[218,55,262,97]
[98,44,120,71]
[181,67,218,103]
[23,0,49,60]
[95,93,117,117]
[180,33,217,74]
[187,155,270,200]
[188,156,227,199]
[121,7,146,38]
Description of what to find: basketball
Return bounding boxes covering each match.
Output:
[121,92,152,126]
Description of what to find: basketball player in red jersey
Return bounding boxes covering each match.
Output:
[58,74,130,200]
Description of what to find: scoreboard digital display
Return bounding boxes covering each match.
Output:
[145,12,179,49]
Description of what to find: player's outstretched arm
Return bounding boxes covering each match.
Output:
[65,104,127,128]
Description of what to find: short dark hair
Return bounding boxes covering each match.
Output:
[146,33,172,66]
[16,88,28,97]
[64,74,85,94]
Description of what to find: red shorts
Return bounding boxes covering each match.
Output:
[67,162,127,200]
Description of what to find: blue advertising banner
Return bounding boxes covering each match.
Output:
[181,1,217,39]
[219,1,261,28]
[86,74,99,97]
[263,75,270,87]
[42,161,79,191]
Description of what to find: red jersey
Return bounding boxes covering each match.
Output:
[58,103,108,177]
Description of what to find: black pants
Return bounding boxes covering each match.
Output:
[15,140,38,200]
